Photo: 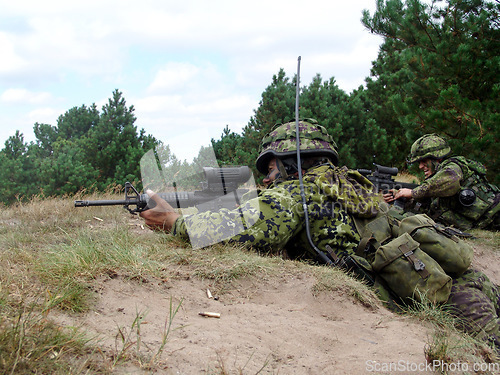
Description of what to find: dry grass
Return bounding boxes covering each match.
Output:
[0,194,378,373]
[0,194,498,373]
[395,171,421,185]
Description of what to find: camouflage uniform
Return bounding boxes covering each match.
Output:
[172,120,378,261]
[173,165,363,260]
[447,269,500,352]
[169,121,499,353]
[407,134,499,230]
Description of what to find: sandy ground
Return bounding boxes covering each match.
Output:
[54,233,499,374]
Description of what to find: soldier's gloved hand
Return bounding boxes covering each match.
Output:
[139,189,180,232]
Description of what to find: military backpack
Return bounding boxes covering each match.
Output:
[430,157,499,229]
[353,207,473,305]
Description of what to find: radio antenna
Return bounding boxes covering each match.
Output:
[294,57,334,266]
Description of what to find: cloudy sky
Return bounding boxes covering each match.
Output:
[0,0,383,161]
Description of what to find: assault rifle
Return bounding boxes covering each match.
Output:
[74,166,252,214]
[358,163,419,209]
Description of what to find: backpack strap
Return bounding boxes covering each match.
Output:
[355,235,379,257]
[399,243,430,279]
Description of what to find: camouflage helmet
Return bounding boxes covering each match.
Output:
[407,134,451,163]
[255,118,339,174]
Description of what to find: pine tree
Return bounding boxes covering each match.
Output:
[362,0,500,182]
[0,132,39,203]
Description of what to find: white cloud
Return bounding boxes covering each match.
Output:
[147,63,201,94]
[0,0,383,152]
[1,88,53,105]
[0,33,27,73]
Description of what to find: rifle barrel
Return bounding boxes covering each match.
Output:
[74,199,131,207]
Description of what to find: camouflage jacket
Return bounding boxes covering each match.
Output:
[412,161,463,200]
[172,163,380,261]
[411,157,499,230]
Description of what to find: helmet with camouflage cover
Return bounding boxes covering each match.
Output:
[407,134,451,164]
[255,118,339,174]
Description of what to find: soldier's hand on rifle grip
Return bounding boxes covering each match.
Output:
[140,189,180,232]
[383,190,397,203]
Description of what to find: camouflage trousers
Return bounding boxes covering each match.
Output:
[446,269,500,352]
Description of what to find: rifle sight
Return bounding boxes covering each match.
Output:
[202,166,251,192]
